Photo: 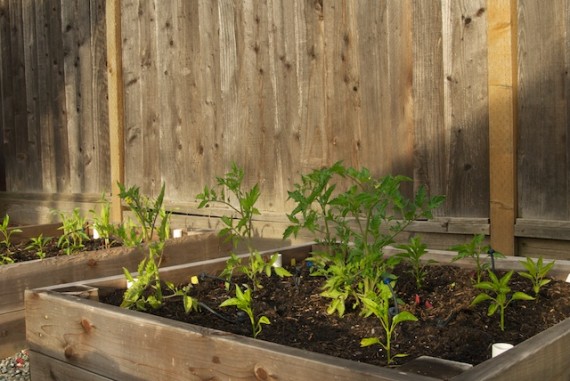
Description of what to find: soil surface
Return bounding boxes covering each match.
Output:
[101,260,570,368]
[2,239,121,263]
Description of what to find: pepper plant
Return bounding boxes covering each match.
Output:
[54,208,89,255]
[518,256,555,298]
[395,236,436,290]
[360,281,418,365]
[26,234,52,259]
[220,284,270,338]
[450,234,504,284]
[121,207,198,313]
[471,269,534,331]
[89,194,114,249]
[0,214,22,254]
[284,162,444,316]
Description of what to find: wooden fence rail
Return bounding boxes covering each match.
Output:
[0,0,569,257]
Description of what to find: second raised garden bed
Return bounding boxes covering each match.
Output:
[0,229,229,358]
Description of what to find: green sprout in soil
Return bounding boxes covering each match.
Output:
[0,214,21,255]
[450,234,504,284]
[360,280,417,365]
[220,284,270,338]
[395,236,436,290]
[518,256,555,298]
[471,269,534,331]
[26,234,52,259]
[53,208,89,255]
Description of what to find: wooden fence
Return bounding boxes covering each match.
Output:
[0,0,569,257]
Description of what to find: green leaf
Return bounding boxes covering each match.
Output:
[487,303,499,316]
[392,311,418,326]
[258,316,271,325]
[360,337,381,347]
[511,292,535,301]
[471,293,492,306]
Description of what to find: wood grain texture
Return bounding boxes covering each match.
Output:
[1,1,570,247]
[0,232,226,357]
[0,309,25,359]
[26,247,570,380]
[106,0,124,223]
[517,0,570,221]
[488,0,517,255]
[25,261,440,381]
[29,351,115,381]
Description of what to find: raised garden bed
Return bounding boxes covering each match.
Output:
[0,229,230,358]
[25,242,570,381]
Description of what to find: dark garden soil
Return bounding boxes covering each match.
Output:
[4,239,121,263]
[100,261,570,368]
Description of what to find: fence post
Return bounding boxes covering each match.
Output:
[106,0,124,223]
[488,0,518,255]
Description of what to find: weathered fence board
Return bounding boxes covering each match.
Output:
[1,0,570,255]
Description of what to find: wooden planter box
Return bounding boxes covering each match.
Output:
[25,246,570,381]
[0,229,236,358]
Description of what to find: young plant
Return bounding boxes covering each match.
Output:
[518,256,555,298]
[120,209,196,312]
[118,182,166,242]
[54,208,89,255]
[395,236,436,290]
[114,220,144,247]
[471,270,535,331]
[26,234,52,259]
[284,162,445,316]
[360,281,418,365]
[0,214,22,253]
[220,284,270,338]
[451,234,504,284]
[197,163,291,289]
[89,194,114,249]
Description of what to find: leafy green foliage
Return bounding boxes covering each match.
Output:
[54,208,89,255]
[25,234,52,259]
[197,162,259,248]
[471,270,535,331]
[284,162,445,316]
[114,220,144,247]
[197,163,291,290]
[396,236,436,290]
[0,214,21,254]
[518,256,555,297]
[451,234,504,284]
[89,194,114,249]
[121,241,165,310]
[118,182,166,242]
[360,282,418,365]
[220,285,270,338]
[120,208,196,312]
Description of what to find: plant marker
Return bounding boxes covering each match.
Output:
[172,228,183,238]
[492,343,513,357]
[272,254,283,268]
[92,228,100,239]
[126,277,138,289]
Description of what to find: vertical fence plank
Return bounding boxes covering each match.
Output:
[106,0,124,223]
[488,0,517,255]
